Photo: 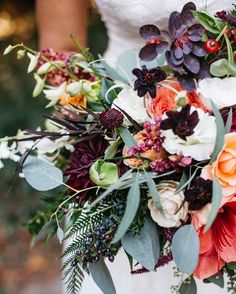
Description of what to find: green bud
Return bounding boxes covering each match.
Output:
[66,82,81,97]
[89,159,119,189]
[27,52,40,73]
[17,49,26,59]
[37,62,54,75]
[175,91,189,107]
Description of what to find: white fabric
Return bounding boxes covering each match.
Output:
[75,1,234,293]
[95,0,234,62]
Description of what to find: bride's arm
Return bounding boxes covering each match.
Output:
[36,0,88,51]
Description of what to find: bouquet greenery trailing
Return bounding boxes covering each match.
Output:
[2,2,236,293]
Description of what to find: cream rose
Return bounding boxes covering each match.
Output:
[148,181,188,228]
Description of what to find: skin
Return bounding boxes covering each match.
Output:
[36,0,88,51]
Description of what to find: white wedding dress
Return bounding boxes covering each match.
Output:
[79,0,234,293]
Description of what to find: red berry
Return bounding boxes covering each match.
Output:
[233,35,236,45]
[147,39,161,45]
[231,29,236,35]
[226,28,231,37]
[234,52,236,62]
[204,39,220,54]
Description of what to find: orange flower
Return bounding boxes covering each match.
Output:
[123,130,166,168]
[147,81,208,118]
[201,133,236,198]
[59,93,87,108]
[192,196,236,279]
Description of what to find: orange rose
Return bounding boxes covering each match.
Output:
[123,130,166,168]
[202,133,236,198]
[147,81,208,118]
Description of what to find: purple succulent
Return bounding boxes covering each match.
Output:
[138,2,210,92]
[132,65,167,98]
[139,25,169,61]
[160,104,199,140]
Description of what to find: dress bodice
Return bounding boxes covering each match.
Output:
[95,0,233,61]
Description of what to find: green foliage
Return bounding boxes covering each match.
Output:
[121,216,160,271]
[179,276,197,294]
[90,259,116,294]
[172,225,200,274]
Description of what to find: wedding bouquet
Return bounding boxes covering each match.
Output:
[2,2,236,293]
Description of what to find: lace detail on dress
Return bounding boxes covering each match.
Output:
[95,0,233,61]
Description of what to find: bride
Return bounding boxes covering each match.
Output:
[37,0,234,293]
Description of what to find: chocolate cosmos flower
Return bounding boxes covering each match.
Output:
[184,177,213,210]
[160,104,199,140]
[132,65,167,98]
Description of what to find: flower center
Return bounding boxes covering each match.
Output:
[144,72,157,85]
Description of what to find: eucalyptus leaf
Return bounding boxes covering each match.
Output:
[179,276,197,294]
[210,101,225,163]
[116,50,140,82]
[117,126,136,148]
[89,169,133,207]
[172,225,200,274]
[225,108,233,134]
[31,219,57,246]
[204,177,222,232]
[175,168,198,194]
[100,58,128,84]
[22,155,63,191]
[203,271,224,288]
[90,259,116,294]
[175,171,188,193]
[112,175,140,243]
[121,216,160,270]
[143,171,163,213]
[57,225,64,244]
[104,139,122,160]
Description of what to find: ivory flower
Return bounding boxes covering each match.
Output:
[148,181,188,228]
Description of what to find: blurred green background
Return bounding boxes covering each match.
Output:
[0,1,107,292]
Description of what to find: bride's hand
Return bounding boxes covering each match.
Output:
[36,0,88,52]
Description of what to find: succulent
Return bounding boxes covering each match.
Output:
[139,2,210,92]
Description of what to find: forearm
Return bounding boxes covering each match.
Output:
[36,0,88,51]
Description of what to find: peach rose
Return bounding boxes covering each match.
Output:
[201,133,236,198]
[123,130,166,168]
[147,81,208,118]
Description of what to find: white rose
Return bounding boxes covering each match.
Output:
[112,86,151,125]
[148,181,188,228]
[198,77,236,109]
[161,106,216,161]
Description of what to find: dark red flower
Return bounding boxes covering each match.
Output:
[160,104,199,140]
[64,136,108,203]
[184,177,213,210]
[99,109,124,129]
[132,65,167,98]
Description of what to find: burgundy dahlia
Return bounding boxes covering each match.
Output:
[184,177,213,210]
[64,136,108,203]
[99,109,124,129]
[160,104,199,140]
[132,65,167,98]
[216,10,236,26]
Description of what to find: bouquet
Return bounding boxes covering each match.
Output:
[2,2,236,293]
